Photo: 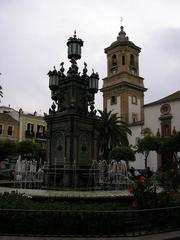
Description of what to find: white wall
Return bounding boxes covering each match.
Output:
[144,100,180,134]
[128,123,158,171]
[170,101,180,131]
[144,104,161,134]
[147,151,158,172]
[128,125,145,169]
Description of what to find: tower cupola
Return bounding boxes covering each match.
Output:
[101,24,147,125]
[117,26,129,41]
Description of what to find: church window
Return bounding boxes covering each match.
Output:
[0,125,3,135]
[7,126,13,136]
[132,96,137,105]
[132,113,138,123]
[130,54,135,66]
[111,96,117,105]
[111,68,117,74]
[27,123,34,133]
[37,125,45,134]
[111,54,117,66]
[122,56,125,65]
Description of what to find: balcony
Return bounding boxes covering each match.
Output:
[36,132,46,140]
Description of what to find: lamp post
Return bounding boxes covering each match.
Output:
[47,32,99,116]
[45,32,99,188]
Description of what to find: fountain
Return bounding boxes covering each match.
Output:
[14,156,44,189]
[89,159,131,190]
[0,33,132,200]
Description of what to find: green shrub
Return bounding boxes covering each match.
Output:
[109,146,135,162]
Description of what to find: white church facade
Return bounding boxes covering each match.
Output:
[101,25,180,171]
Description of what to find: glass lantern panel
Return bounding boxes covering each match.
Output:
[95,80,98,89]
[49,76,53,86]
[73,43,77,54]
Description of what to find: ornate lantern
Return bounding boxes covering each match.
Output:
[48,66,59,91]
[67,31,83,60]
[89,70,99,94]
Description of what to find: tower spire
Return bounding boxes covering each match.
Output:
[120,17,123,26]
[117,17,128,41]
[73,30,76,38]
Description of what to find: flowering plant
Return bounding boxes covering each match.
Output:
[130,179,157,209]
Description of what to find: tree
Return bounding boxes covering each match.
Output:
[17,140,46,161]
[18,140,37,159]
[158,132,180,192]
[96,109,131,160]
[0,139,18,161]
[109,146,135,164]
[136,135,160,169]
[160,132,180,157]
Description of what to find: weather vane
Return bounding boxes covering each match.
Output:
[120,17,123,26]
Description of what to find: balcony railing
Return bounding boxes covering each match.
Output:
[36,132,46,139]
[0,206,180,236]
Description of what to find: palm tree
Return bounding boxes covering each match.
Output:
[96,109,131,160]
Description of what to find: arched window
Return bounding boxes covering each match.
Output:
[122,56,125,65]
[111,54,117,66]
[111,96,117,105]
[27,123,34,133]
[130,54,135,66]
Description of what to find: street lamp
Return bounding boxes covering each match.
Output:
[89,70,99,94]
[67,31,83,60]
[48,66,59,91]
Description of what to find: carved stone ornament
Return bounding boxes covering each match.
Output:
[160,103,171,115]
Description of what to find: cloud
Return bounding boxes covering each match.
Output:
[0,0,180,113]
[140,27,180,104]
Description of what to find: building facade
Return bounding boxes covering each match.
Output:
[18,109,46,148]
[101,25,180,171]
[0,112,19,141]
[0,106,47,147]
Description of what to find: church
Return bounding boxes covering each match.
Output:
[101,25,180,171]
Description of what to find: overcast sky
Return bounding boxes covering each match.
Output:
[0,0,180,114]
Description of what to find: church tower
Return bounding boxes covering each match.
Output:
[101,25,147,125]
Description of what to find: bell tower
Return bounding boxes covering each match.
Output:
[101,25,147,125]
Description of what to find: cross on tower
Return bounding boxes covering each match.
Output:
[120,17,123,26]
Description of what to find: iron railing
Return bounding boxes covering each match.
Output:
[0,206,180,236]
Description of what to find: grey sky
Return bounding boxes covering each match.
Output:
[0,0,180,114]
